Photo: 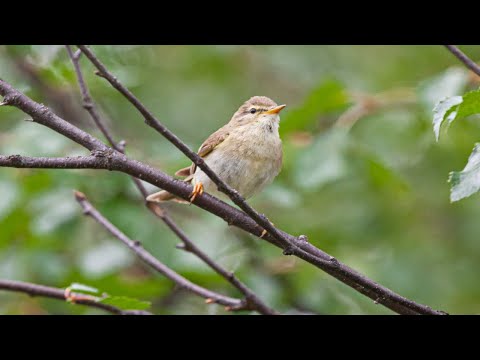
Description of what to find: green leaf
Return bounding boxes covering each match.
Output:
[449,143,480,202]
[433,89,480,141]
[68,283,99,295]
[280,79,349,135]
[455,89,480,119]
[432,96,462,141]
[99,296,151,311]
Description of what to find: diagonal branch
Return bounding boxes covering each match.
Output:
[0,279,151,315]
[0,76,447,315]
[171,219,278,314]
[0,152,443,316]
[77,45,296,252]
[74,191,244,310]
[0,79,107,152]
[444,45,480,77]
[65,45,118,147]
[4,47,87,127]
[75,45,447,317]
[65,46,276,314]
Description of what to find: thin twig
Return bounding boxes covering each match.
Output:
[74,191,243,310]
[444,45,480,77]
[0,73,447,315]
[167,214,278,314]
[66,45,148,197]
[77,45,297,253]
[0,153,442,316]
[65,45,118,147]
[0,279,151,315]
[335,88,417,129]
[4,47,87,127]
[66,46,276,314]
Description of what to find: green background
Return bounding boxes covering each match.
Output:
[1,45,480,314]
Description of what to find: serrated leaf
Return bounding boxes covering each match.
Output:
[99,296,151,311]
[432,96,462,141]
[280,79,349,135]
[449,143,480,202]
[433,89,480,141]
[69,283,99,295]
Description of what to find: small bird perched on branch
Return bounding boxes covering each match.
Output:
[146,96,286,205]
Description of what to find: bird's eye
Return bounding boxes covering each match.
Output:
[250,108,257,114]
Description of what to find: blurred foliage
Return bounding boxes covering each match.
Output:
[2,45,480,315]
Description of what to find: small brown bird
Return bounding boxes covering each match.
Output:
[146,96,286,204]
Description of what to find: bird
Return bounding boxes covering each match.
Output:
[146,96,286,206]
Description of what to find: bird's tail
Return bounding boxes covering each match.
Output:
[146,190,190,204]
[146,174,193,204]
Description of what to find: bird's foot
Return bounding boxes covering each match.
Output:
[189,182,204,203]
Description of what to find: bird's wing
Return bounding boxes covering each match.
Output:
[174,126,230,177]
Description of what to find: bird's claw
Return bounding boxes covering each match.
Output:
[189,182,204,203]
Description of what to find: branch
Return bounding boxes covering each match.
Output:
[65,45,119,149]
[0,75,447,315]
[66,44,149,199]
[73,46,449,315]
[74,191,244,310]
[335,88,417,129]
[444,45,480,77]
[0,79,107,152]
[65,46,276,314]
[4,47,87,127]
[170,216,278,314]
[0,279,151,315]
[77,45,296,252]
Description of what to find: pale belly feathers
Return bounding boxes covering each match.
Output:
[192,122,282,200]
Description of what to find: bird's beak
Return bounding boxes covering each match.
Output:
[265,104,286,115]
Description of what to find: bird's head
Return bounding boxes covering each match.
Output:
[230,96,286,128]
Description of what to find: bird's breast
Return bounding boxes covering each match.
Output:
[194,123,282,199]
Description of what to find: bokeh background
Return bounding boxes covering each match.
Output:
[1,45,480,315]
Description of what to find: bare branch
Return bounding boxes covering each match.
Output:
[77,45,296,252]
[4,47,87,127]
[444,45,480,77]
[66,45,149,198]
[74,191,243,310]
[0,279,151,315]
[65,45,118,147]
[166,213,278,315]
[336,88,417,129]
[0,79,107,152]
[65,47,276,314]
[0,74,447,315]
[0,153,442,316]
